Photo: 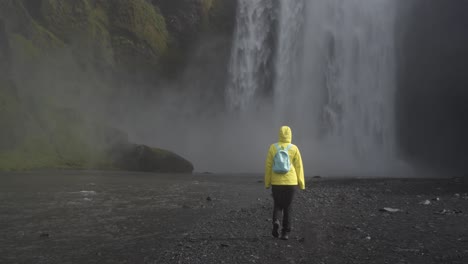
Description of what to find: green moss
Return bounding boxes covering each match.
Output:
[8,23,64,68]
[0,136,58,171]
[202,0,215,14]
[151,147,172,158]
[0,80,58,171]
[0,89,116,171]
[30,20,64,49]
[35,107,115,168]
[87,6,114,67]
[9,33,41,62]
[40,0,90,40]
[0,80,19,112]
[112,0,168,56]
[199,0,215,31]
[89,6,109,29]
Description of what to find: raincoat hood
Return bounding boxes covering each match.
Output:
[279,126,292,143]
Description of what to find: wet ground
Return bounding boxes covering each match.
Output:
[1,171,467,263]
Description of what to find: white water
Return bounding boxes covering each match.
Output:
[226,0,274,111]
[226,0,405,176]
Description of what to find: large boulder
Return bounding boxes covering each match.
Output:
[111,144,194,173]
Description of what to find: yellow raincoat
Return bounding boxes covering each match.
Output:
[264,126,305,190]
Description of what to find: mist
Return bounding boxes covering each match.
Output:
[122,0,410,176]
[128,0,467,176]
[2,0,467,176]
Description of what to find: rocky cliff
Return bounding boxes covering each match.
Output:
[0,0,236,172]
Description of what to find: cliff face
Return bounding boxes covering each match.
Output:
[0,0,236,171]
[396,0,468,172]
[2,0,235,81]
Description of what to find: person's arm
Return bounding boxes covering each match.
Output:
[264,145,274,188]
[293,147,305,190]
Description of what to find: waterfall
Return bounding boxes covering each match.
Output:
[297,0,398,172]
[274,0,305,119]
[225,0,275,111]
[226,0,401,175]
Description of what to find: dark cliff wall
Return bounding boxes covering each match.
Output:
[397,0,468,173]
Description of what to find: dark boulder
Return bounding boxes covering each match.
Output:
[111,144,194,173]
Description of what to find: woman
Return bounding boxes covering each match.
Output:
[264,126,305,240]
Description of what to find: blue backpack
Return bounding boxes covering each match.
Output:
[272,143,292,174]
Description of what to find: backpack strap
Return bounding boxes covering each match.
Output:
[275,143,281,151]
[275,143,292,151]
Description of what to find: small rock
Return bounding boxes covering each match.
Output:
[379,207,401,213]
[365,236,371,240]
[454,193,460,198]
[453,177,463,183]
[434,209,462,215]
[394,247,420,253]
[420,200,431,205]
[39,233,49,238]
[432,197,440,201]
[220,243,229,248]
[80,190,97,196]
[206,196,212,201]
[257,180,263,183]
[313,175,322,179]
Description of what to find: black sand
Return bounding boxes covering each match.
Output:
[1,172,467,263]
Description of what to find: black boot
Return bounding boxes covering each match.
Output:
[280,230,289,240]
[272,220,280,238]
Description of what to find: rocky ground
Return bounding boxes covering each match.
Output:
[1,172,467,264]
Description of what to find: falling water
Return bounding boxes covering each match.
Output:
[225,0,275,111]
[298,0,398,173]
[226,0,401,175]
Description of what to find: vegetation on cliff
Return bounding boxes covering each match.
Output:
[0,0,236,172]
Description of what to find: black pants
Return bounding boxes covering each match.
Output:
[272,185,296,232]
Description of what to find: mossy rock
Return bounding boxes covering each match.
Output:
[111,144,194,173]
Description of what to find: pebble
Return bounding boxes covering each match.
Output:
[379,207,401,213]
[420,200,431,205]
